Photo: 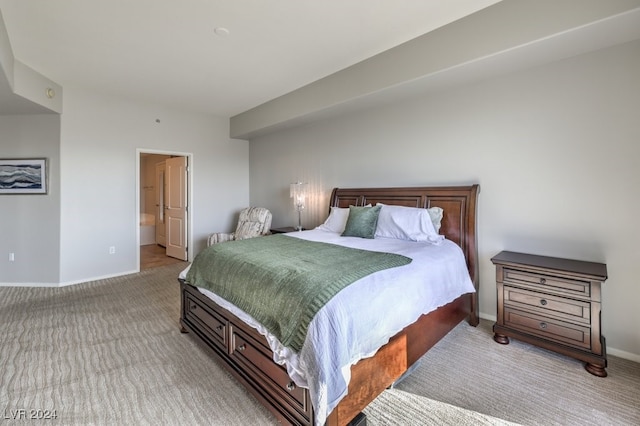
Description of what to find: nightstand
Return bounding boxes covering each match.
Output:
[491,251,608,377]
[270,227,304,234]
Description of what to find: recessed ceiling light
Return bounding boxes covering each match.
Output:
[214,27,230,37]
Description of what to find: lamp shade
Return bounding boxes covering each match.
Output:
[290,182,308,231]
[290,182,307,210]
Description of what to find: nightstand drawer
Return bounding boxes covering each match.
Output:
[504,268,591,299]
[504,286,590,325]
[504,307,591,350]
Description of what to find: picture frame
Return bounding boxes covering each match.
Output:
[0,158,48,194]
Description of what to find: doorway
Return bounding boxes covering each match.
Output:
[137,150,192,271]
[140,244,186,270]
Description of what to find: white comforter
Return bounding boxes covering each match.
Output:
[180,229,475,425]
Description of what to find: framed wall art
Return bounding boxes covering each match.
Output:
[0,158,48,194]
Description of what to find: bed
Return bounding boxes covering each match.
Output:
[178,184,479,426]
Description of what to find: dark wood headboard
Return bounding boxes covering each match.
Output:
[329,185,480,321]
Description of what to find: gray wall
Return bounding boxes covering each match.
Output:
[1,86,250,286]
[248,40,640,360]
[58,87,250,284]
[0,114,61,283]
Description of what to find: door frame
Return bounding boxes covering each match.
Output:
[136,148,193,271]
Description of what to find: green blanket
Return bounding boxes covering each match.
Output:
[186,234,411,352]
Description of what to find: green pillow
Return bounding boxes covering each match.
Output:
[341,205,382,239]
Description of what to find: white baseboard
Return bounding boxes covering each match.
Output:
[0,269,139,288]
[0,282,59,288]
[608,347,640,363]
[479,312,496,322]
[59,269,139,287]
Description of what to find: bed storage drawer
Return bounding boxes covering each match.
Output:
[184,292,228,353]
[230,326,312,424]
[180,282,314,425]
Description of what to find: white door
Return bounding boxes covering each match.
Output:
[155,161,167,247]
[165,156,188,260]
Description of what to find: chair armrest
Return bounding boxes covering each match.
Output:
[263,213,272,235]
[207,232,235,246]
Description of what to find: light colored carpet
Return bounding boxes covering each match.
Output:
[364,388,518,425]
[394,316,640,426]
[1,263,638,425]
[0,264,274,425]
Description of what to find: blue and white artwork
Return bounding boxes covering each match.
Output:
[0,159,47,194]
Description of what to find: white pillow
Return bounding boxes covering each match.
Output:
[315,207,350,233]
[316,205,372,233]
[374,203,439,242]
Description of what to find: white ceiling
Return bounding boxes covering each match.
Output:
[0,0,501,117]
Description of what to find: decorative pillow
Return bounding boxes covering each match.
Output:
[341,205,382,239]
[427,207,444,233]
[315,206,350,233]
[374,203,438,242]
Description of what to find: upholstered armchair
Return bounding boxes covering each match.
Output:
[207,207,272,246]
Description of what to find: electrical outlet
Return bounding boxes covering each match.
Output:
[8,252,15,262]
[109,246,116,254]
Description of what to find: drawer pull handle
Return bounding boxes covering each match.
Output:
[190,304,197,311]
[540,278,546,284]
[286,381,296,392]
[216,325,223,331]
[539,322,548,329]
[540,299,548,306]
[237,344,246,352]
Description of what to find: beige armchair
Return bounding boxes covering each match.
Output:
[207,207,272,246]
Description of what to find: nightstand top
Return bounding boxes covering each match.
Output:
[491,250,607,280]
[270,226,305,234]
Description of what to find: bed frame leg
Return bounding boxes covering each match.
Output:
[347,412,367,426]
[325,411,367,426]
[469,292,479,326]
[468,312,479,327]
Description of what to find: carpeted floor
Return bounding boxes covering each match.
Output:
[1,263,638,425]
[393,316,640,426]
[364,389,518,426]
